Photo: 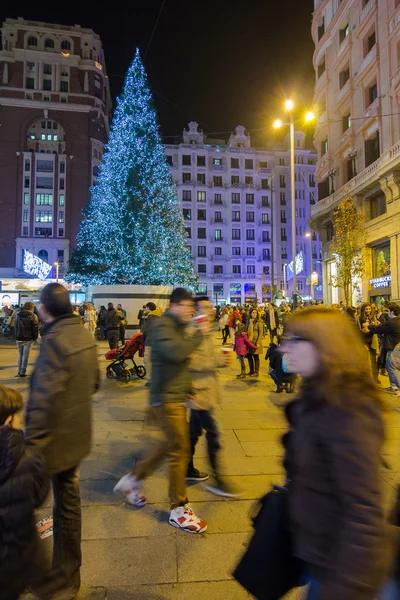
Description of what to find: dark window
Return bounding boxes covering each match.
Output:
[45,38,55,49]
[232,211,241,222]
[368,82,378,106]
[245,176,253,185]
[185,227,191,238]
[214,265,223,274]
[24,159,30,172]
[262,231,270,242]
[247,247,255,256]
[339,66,350,89]
[245,159,253,169]
[43,64,52,75]
[261,179,269,190]
[214,194,222,204]
[197,173,206,184]
[231,158,239,168]
[263,266,270,274]
[197,246,206,257]
[262,249,270,260]
[246,229,255,240]
[197,228,206,239]
[43,79,52,91]
[369,191,387,220]
[233,265,241,274]
[367,31,376,55]
[246,193,254,204]
[166,155,173,166]
[197,209,206,220]
[23,226,29,235]
[197,156,206,166]
[182,190,191,201]
[346,158,353,183]
[215,247,222,256]
[262,196,269,207]
[232,247,241,255]
[59,178,65,190]
[321,138,328,156]
[318,17,325,42]
[61,40,71,51]
[183,208,191,220]
[365,131,380,167]
[326,221,334,242]
[182,173,191,183]
[339,24,349,45]
[231,175,240,184]
[280,175,286,187]
[182,155,191,166]
[342,113,351,132]
[260,161,268,168]
[247,265,255,274]
[24,177,30,188]
[213,176,222,186]
[232,193,240,203]
[214,211,222,222]
[246,211,255,222]
[26,77,34,89]
[232,229,241,240]
[60,81,69,93]
[318,178,330,200]
[27,36,38,47]
[198,264,206,273]
[280,192,286,205]
[60,162,65,174]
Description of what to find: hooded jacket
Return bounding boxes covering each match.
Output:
[14,309,39,342]
[188,333,226,410]
[25,313,100,474]
[142,306,163,346]
[0,427,49,573]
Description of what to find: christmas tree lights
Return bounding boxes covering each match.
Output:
[66,50,196,288]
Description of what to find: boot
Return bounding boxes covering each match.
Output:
[237,365,246,379]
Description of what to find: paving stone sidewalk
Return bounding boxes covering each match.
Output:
[0,333,398,599]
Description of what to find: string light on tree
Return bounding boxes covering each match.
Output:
[66,49,196,288]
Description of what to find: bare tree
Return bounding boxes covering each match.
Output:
[329,197,367,308]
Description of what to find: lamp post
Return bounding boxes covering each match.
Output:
[54,261,59,282]
[274,103,315,310]
[305,232,314,301]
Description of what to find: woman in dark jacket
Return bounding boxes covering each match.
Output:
[281,307,388,600]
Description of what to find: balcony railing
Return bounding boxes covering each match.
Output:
[359,45,377,77]
[360,0,376,25]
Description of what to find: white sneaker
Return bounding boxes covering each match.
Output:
[113,473,146,507]
[169,503,207,533]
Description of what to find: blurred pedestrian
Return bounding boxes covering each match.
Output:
[0,385,54,600]
[219,307,230,345]
[265,302,279,342]
[355,302,380,384]
[281,307,388,599]
[137,305,146,331]
[105,302,121,349]
[25,283,100,599]
[83,301,97,338]
[246,308,263,377]
[117,303,127,345]
[97,305,107,340]
[14,301,39,377]
[114,288,210,534]
[366,302,400,396]
[142,302,163,386]
[234,322,257,379]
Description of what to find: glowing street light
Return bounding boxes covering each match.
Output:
[305,111,315,122]
[273,119,282,129]
[285,99,294,111]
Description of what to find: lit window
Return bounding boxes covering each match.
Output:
[59,195,65,206]
[59,211,64,223]
[41,134,46,140]
[24,193,30,204]
[23,210,29,222]
[53,135,58,141]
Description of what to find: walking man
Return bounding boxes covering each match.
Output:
[114,288,210,533]
[14,301,39,377]
[25,283,99,599]
[366,302,400,396]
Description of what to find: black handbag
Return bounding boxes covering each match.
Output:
[233,485,305,600]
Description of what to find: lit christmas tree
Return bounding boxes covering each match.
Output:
[66,50,196,288]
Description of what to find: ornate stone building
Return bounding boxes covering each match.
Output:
[311,0,400,305]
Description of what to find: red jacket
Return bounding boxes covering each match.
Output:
[234,332,257,357]
[228,310,242,329]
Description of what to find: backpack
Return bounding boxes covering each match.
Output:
[391,344,400,371]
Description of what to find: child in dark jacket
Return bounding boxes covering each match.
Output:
[234,323,258,379]
[0,385,52,600]
[266,341,296,393]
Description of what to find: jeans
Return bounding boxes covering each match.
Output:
[107,328,119,349]
[270,369,282,388]
[387,350,400,389]
[16,340,34,375]
[52,466,82,597]
[119,325,126,345]
[188,409,221,475]
[133,404,190,508]
[247,353,260,374]
[237,355,245,369]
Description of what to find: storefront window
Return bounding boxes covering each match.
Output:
[373,245,390,278]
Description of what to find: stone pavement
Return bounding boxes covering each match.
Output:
[0,332,399,600]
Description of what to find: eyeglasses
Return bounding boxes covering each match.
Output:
[282,335,309,344]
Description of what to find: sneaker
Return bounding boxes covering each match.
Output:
[113,473,146,507]
[186,468,209,482]
[202,478,241,498]
[169,503,207,533]
[385,386,398,392]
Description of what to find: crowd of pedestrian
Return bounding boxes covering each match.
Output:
[2,287,400,599]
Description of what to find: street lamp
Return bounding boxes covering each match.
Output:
[54,261,59,282]
[273,101,315,309]
[305,232,314,301]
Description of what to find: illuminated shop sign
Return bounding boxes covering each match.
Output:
[23,250,52,280]
[370,276,392,289]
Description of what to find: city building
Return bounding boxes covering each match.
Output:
[165,122,321,305]
[0,17,111,280]
[311,0,400,305]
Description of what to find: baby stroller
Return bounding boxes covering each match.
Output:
[105,332,146,383]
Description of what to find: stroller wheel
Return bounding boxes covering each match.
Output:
[106,369,114,379]
[121,369,131,383]
[136,365,146,379]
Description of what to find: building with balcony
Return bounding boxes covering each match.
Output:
[166,122,321,305]
[311,0,400,305]
[0,17,111,279]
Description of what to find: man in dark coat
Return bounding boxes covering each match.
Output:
[105,302,121,349]
[25,283,99,599]
[366,302,400,395]
[14,301,39,377]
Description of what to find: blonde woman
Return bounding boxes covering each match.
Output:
[281,308,388,599]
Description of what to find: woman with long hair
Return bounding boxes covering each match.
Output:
[246,308,264,377]
[356,302,380,383]
[281,307,388,599]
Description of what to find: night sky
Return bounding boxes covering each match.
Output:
[1,0,316,145]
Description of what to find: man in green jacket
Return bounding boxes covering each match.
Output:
[114,288,210,533]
